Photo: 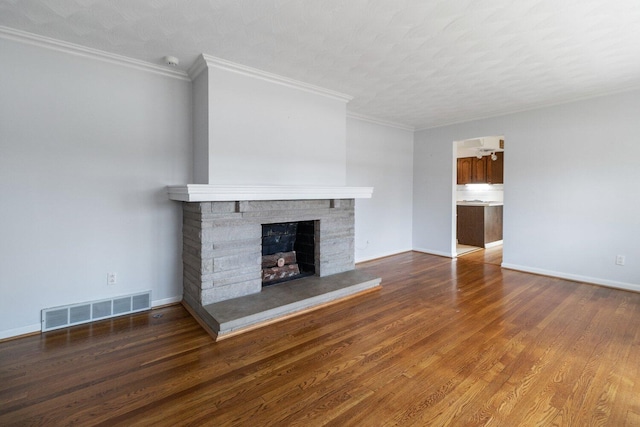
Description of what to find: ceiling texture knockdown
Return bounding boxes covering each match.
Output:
[1,0,640,129]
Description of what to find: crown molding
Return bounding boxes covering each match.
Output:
[346,112,415,132]
[415,84,640,131]
[0,26,190,82]
[187,54,208,80]
[167,185,373,202]
[0,26,354,99]
[193,54,353,103]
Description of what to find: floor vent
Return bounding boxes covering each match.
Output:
[41,291,152,332]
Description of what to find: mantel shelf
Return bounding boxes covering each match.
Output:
[167,185,374,202]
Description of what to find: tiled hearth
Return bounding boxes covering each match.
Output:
[169,185,380,339]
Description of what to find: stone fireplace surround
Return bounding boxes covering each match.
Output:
[168,185,381,339]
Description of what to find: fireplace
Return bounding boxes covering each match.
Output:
[168,185,380,339]
[179,197,360,305]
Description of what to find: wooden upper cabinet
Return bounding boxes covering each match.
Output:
[457,151,504,184]
[471,157,487,183]
[457,157,473,184]
[487,151,504,184]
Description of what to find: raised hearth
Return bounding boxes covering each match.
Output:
[196,270,380,339]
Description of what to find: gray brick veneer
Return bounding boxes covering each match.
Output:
[181,199,356,306]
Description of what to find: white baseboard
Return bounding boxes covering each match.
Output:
[0,323,41,341]
[413,247,455,258]
[356,248,414,264]
[1,295,183,341]
[485,240,503,248]
[501,263,640,293]
[152,295,183,307]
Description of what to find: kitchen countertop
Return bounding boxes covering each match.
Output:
[457,200,503,206]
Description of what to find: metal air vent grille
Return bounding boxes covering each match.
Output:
[41,291,152,332]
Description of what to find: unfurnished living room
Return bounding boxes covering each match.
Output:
[1,1,639,425]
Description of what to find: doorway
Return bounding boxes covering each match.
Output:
[453,136,504,257]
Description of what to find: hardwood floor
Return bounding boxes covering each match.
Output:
[458,245,503,266]
[2,251,639,426]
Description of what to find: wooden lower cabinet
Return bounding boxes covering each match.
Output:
[457,205,503,247]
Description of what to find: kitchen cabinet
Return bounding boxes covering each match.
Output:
[487,151,504,184]
[457,157,473,184]
[457,156,486,184]
[457,205,503,247]
[458,157,487,185]
[471,156,487,183]
[457,152,503,184]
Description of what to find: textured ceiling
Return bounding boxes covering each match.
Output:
[1,0,640,129]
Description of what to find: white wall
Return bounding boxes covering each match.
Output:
[192,69,209,184]
[414,90,640,291]
[347,117,414,262]
[197,64,348,186]
[0,37,192,338]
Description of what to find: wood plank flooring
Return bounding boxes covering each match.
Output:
[458,244,503,266]
[1,251,639,426]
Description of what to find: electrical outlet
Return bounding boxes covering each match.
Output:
[107,272,117,285]
[615,255,625,266]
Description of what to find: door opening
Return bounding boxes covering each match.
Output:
[453,136,505,257]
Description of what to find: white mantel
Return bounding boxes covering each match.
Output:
[167,185,373,202]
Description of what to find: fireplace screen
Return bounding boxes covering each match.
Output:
[261,221,316,286]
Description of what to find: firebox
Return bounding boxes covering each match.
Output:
[261,220,317,286]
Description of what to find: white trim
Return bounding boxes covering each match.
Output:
[0,295,182,340]
[167,185,374,202]
[413,247,455,258]
[347,112,415,132]
[0,26,190,82]
[152,296,183,307]
[501,263,640,293]
[416,84,640,131]
[356,248,413,264]
[485,240,503,248]
[196,54,353,103]
[0,323,41,341]
[187,54,208,80]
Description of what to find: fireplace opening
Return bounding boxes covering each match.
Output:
[261,220,316,286]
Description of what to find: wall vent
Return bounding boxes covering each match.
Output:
[41,291,152,332]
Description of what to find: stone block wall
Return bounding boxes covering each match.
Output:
[181,199,355,307]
